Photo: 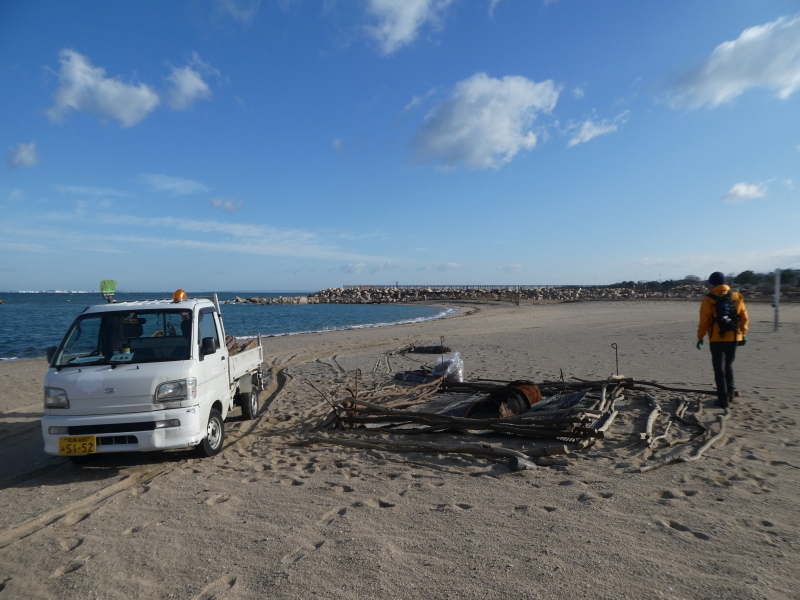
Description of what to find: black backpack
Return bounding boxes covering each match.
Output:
[707,291,739,336]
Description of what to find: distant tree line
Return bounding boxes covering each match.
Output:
[606,269,799,292]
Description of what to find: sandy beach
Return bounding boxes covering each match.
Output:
[0,300,798,600]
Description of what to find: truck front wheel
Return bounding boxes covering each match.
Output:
[241,388,260,420]
[197,409,224,457]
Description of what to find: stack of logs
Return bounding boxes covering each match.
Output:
[298,377,725,469]
[225,335,257,356]
[332,380,624,443]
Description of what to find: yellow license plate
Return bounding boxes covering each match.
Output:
[59,435,97,455]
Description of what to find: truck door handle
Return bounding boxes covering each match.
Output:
[221,356,225,361]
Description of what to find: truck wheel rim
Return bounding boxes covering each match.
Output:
[249,391,258,415]
[207,418,221,448]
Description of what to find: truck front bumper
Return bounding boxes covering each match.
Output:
[41,405,204,455]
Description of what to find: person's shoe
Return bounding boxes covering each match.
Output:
[714,400,729,409]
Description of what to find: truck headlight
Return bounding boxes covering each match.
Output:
[155,378,197,403]
[44,387,69,409]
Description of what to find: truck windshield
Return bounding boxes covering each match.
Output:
[54,309,193,367]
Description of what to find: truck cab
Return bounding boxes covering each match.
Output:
[41,291,264,460]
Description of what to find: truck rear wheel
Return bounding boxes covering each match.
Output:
[241,388,260,420]
[197,409,224,457]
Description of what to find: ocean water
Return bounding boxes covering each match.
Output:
[0,292,455,361]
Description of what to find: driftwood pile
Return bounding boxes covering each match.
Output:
[225,335,257,356]
[297,375,729,473]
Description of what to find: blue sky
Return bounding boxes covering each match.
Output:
[1,0,799,291]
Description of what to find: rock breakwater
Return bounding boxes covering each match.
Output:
[225,283,799,305]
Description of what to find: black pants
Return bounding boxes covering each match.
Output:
[709,342,737,406]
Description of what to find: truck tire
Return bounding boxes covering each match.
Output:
[241,388,260,420]
[197,409,224,457]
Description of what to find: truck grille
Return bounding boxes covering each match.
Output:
[67,422,159,435]
[97,435,138,446]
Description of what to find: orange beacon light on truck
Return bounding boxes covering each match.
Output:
[172,289,187,302]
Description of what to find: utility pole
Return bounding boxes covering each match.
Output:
[774,269,781,332]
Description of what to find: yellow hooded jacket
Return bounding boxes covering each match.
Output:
[697,284,749,342]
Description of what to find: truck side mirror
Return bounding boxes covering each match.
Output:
[46,346,57,363]
[201,337,217,356]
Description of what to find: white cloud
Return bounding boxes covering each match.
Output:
[7,142,38,169]
[55,184,132,197]
[567,111,629,147]
[210,197,243,212]
[332,138,345,153]
[671,15,800,108]
[419,262,462,271]
[217,0,260,23]
[141,174,210,196]
[42,210,387,262]
[341,263,367,274]
[365,0,455,55]
[412,72,560,170]
[370,262,395,273]
[404,87,437,111]
[488,0,502,17]
[48,49,159,127]
[635,247,800,277]
[722,182,767,203]
[167,53,217,111]
[500,263,523,273]
[572,87,585,99]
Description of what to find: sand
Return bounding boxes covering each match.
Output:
[0,300,798,600]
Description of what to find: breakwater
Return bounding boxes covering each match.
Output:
[227,282,799,305]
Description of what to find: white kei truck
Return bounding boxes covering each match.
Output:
[41,290,265,460]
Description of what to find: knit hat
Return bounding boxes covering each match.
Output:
[708,272,726,286]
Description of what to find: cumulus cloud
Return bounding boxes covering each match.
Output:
[167,53,217,110]
[370,262,395,273]
[572,87,585,99]
[671,15,800,108]
[210,197,243,212]
[567,111,629,147]
[7,143,38,169]
[341,263,367,274]
[412,72,560,170]
[365,0,455,55]
[141,174,210,196]
[48,50,159,127]
[722,182,767,203]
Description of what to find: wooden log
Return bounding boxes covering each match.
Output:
[639,415,727,473]
[509,457,539,471]
[634,381,717,395]
[597,384,609,413]
[533,457,569,467]
[648,419,673,448]
[340,399,597,426]
[639,393,662,444]
[594,407,619,433]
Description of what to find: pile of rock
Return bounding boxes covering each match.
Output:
[305,283,799,304]
[223,283,799,306]
[225,295,309,305]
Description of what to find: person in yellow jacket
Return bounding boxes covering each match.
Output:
[696,271,749,408]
